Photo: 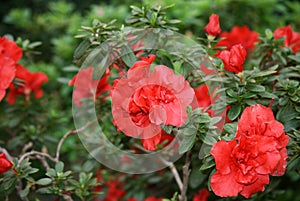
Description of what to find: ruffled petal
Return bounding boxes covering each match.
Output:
[240,174,269,199]
[210,171,242,197]
[211,140,236,174]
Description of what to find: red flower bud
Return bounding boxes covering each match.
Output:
[217,44,246,74]
[204,14,222,37]
[0,153,13,174]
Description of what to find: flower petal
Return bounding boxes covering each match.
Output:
[240,174,269,199]
[210,171,242,197]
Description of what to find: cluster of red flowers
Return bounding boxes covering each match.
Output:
[0,37,48,104]
[210,104,289,198]
[204,14,257,74]
[204,14,300,75]
[112,55,195,151]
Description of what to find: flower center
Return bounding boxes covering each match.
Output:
[128,84,176,127]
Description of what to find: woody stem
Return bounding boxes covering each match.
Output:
[180,150,192,201]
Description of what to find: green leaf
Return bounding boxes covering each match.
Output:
[46,168,56,177]
[276,103,298,122]
[200,155,215,171]
[223,122,237,136]
[0,176,17,195]
[161,125,173,134]
[265,28,273,39]
[259,91,278,99]
[251,65,278,78]
[20,184,30,198]
[178,133,196,154]
[199,133,218,145]
[55,162,64,173]
[222,123,238,141]
[228,104,242,121]
[36,178,52,186]
[247,84,265,92]
[226,88,236,98]
[36,187,52,194]
[288,55,300,63]
[74,40,90,60]
[121,45,137,67]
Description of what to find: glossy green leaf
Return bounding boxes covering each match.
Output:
[228,104,242,121]
[36,178,52,186]
[121,45,137,67]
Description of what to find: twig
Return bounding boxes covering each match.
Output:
[179,150,192,201]
[167,162,184,191]
[21,142,33,154]
[35,155,50,170]
[18,151,56,166]
[55,119,98,162]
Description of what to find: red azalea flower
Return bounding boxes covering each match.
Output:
[7,64,48,104]
[217,44,247,74]
[112,55,194,150]
[216,25,259,52]
[69,67,111,106]
[193,188,210,201]
[204,14,222,37]
[0,56,16,101]
[0,37,22,63]
[144,196,163,201]
[210,104,289,198]
[236,104,289,176]
[0,153,13,174]
[274,25,300,53]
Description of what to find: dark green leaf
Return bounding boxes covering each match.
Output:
[178,133,196,154]
[247,84,265,92]
[74,40,90,60]
[259,91,278,99]
[36,178,52,186]
[228,104,242,121]
[121,45,137,67]
[226,89,236,98]
[200,155,215,171]
[199,133,218,145]
[55,162,64,173]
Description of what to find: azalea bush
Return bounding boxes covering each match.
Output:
[1,2,300,201]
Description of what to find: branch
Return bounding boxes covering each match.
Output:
[179,150,192,201]
[55,119,97,162]
[21,142,33,154]
[18,151,56,166]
